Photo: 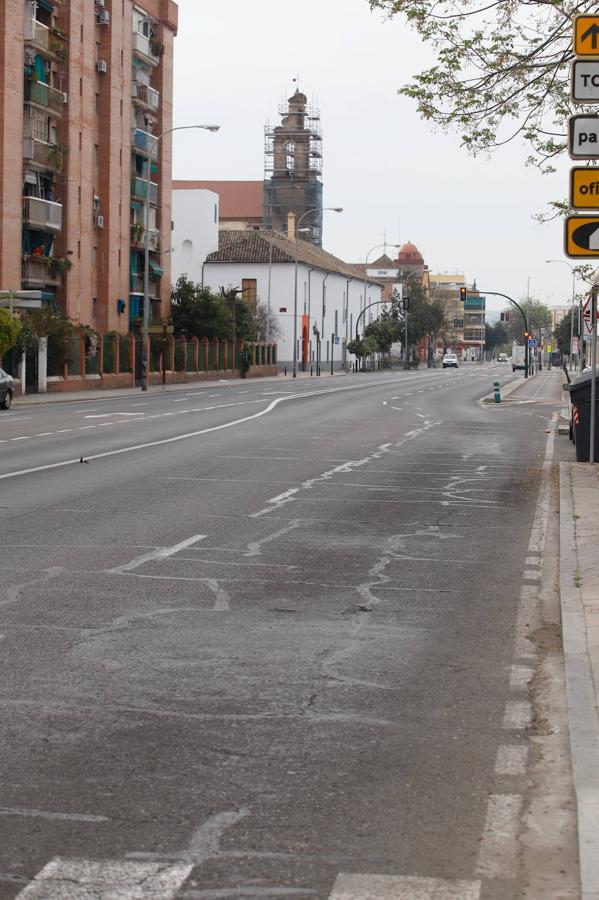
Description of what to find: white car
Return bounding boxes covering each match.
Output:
[498,353,509,363]
[442,353,458,369]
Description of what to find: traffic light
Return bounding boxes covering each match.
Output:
[524,331,529,340]
[460,287,467,302]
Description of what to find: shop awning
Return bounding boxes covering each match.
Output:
[149,259,163,278]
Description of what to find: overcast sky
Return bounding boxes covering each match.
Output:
[172,0,574,313]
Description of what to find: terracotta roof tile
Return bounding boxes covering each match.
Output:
[206,231,382,283]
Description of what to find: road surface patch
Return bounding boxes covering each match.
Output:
[328,874,481,899]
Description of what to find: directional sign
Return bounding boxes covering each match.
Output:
[565,215,599,257]
[571,60,599,102]
[528,338,538,348]
[570,167,599,209]
[569,115,599,159]
[574,16,599,57]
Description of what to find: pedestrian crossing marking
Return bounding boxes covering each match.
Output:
[16,858,192,899]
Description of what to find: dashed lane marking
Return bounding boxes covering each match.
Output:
[106,534,206,575]
[15,858,192,899]
[495,745,528,776]
[476,794,522,878]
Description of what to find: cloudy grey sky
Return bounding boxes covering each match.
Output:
[172,0,573,313]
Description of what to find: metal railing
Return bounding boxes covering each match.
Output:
[130,178,158,204]
[132,128,158,158]
[24,18,50,51]
[23,137,65,172]
[22,196,63,231]
[132,83,160,110]
[25,80,67,114]
[131,31,160,64]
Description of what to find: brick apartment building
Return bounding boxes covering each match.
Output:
[0,0,177,333]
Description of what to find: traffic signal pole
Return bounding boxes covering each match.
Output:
[476,290,530,378]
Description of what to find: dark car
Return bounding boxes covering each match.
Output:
[0,368,14,410]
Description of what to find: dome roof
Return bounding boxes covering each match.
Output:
[397,241,424,266]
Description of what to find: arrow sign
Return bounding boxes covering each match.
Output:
[565,215,599,257]
[569,115,599,158]
[575,16,599,56]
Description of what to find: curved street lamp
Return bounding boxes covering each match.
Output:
[292,206,343,378]
[141,124,220,391]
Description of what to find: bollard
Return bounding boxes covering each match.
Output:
[310,365,313,376]
[284,366,287,376]
[493,380,501,403]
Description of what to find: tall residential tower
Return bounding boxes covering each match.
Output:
[0,0,178,332]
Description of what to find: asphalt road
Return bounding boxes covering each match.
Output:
[0,366,567,899]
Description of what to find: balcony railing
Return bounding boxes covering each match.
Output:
[131,178,158,204]
[131,31,160,65]
[24,18,50,51]
[132,128,158,158]
[132,83,160,110]
[130,226,160,249]
[463,329,485,343]
[23,137,65,172]
[464,298,485,311]
[22,256,60,287]
[22,196,63,232]
[25,80,67,115]
[130,274,145,293]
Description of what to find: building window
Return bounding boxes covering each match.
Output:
[241,279,257,303]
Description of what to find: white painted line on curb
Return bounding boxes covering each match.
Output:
[328,874,481,899]
[16,858,193,899]
[476,794,522,878]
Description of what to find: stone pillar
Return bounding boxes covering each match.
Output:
[18,351,26,396]
[38,337,48,393]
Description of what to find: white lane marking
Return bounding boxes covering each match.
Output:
[9,436,31,441]
[203,578,231,611]
[107,534,206,574]
[0,807,107,823]
[54,429,73,434]
[476,794,522,878]
[16,858,192,899]
[503,700,532,730]
[245,520,301,557]
[128,402,148,407]
[84,412,143,419]
[0,379,433,482]
[416,413,426,419]
[524,556,541,567]
[509,665,534,691]
[495,745,528,776]
[173,398,187,402]
[328,874,481,899]
[391,406,403,411]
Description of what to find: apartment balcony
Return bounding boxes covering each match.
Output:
[24,19,66,61]
[130,274,145,293]
[131,177,158,204]
[131,32,161,66]
[464,297,485,311]
[22,255,61,288]
[130,226,161,250]
[25,80,67,116]
[23,137,65,172]
[463,328,485,343]
[132,83,160,111]
[22,196,63,232]
[132,128,158,158]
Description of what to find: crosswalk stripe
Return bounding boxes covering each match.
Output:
[16,858,193,899]
[327,874,481,899]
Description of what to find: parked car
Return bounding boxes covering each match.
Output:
[498,353,509,363]
[443,353,458,369]
[0,368,14,409]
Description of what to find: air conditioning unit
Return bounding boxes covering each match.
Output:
[95,0,106,6]
[96,59,108,73]
[97,9,110,25]
[94,214,104,228]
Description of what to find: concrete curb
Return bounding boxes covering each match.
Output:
[559,462,599,900]
[478,375,525,406]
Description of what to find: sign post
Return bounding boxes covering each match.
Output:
[591,287,598,464]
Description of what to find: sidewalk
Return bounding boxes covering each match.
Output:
[12,369,344,407]
[560,461,599,900]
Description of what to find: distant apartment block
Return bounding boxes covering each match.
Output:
[0,0,178,332]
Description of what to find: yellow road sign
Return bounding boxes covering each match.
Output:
[574,16,599,57]
[565,215,599,257]
[570,167,599,209]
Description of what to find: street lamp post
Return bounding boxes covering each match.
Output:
[141,124,219,391]
[545,259,579,372]
[292,207,342,378]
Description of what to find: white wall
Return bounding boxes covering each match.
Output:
[171,189,220,286]
[203,260,382,367]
